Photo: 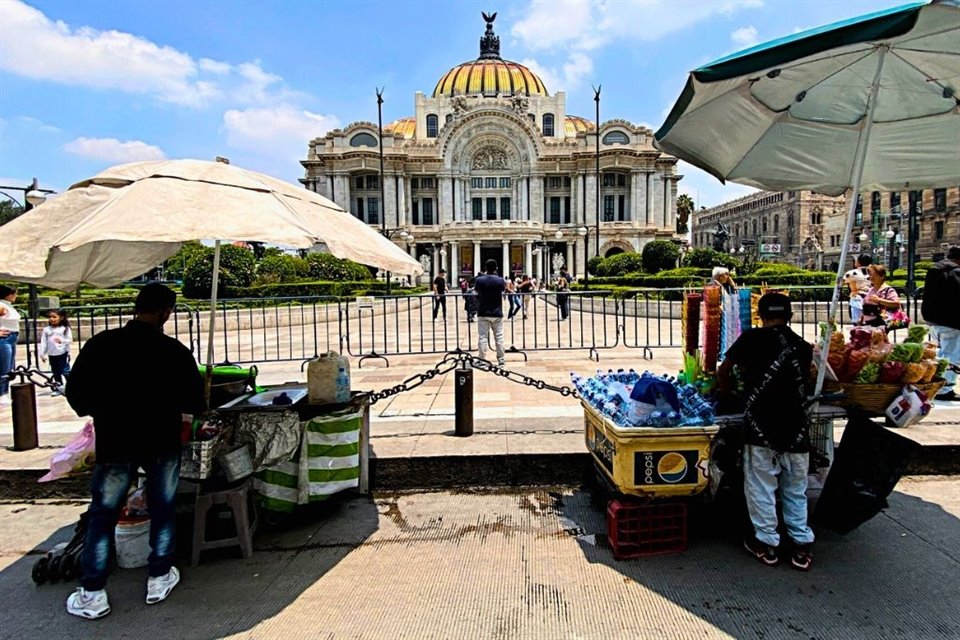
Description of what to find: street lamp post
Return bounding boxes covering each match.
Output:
[906,197,920,295]
[593,85,601,258]
[885,227,896,271]
[0,178,55,368]
[376,87,393,295]
[577,225,588,289]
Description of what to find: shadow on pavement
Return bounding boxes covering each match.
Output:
[557,483,960,639]
[0,495,380,639]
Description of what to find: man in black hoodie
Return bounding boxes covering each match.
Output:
[65,283,205,619]
[921,246,960,401]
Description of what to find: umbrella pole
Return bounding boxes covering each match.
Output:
[813,47,887,399]
[204,240,222,407]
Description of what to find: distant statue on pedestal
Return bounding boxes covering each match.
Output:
[712,222,729,252]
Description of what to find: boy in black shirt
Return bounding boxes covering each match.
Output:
[432,268,447,321]
[717,293,815,571]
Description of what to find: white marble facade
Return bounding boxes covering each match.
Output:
[301,15,681,283]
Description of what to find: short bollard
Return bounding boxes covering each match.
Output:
[11,382,39,451]
[455,366,474,437]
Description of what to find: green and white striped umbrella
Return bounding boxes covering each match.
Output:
[655,0,959,398]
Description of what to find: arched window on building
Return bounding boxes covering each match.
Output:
[445,113,453,125]
[761,217,767,233]
[542,113,555,137]
[426,114,439,138]
[602,131,629,145]
[773,214,779,233]
[752,220,758,237]
[349,132,377,147]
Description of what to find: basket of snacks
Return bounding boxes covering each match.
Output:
[820,325,946,415]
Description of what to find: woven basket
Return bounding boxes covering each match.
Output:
[823,379,946,415]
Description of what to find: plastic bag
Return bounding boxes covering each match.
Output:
[879,361,905,383]
[919,359,938,384]
[845,349,870,380]
[901,362,926,384]
[922,342,938,361]
[38,421,96,483]
[935,358,949,378]
[829,331,845,353]
[866,344,893,363]
[855,362,880,383]
[905,325,928,344]
[890,342,924,363]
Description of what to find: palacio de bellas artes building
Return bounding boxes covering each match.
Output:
[300,13,682,284]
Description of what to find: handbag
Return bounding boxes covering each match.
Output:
[884,308,911,333]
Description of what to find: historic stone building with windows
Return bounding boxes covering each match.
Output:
[301,14,681,282]
[692,186,960,270]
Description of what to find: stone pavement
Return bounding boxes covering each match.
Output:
[0,477,958,639]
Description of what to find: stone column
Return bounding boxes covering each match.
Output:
[397,176,407,227]
[473,241,481,276]
[566,242,574,275]
[438,176,449,224]
[384,173,397,227]
[450,242,459,278]
[530,176,544,224]
[570,174,578,224]
[502,240,510,277]
[524,241,533,277]
[662,175,671,229]
[646,172,655,225]
[631,170,641,224]
[336,174,351,214]
[408,243,418,285]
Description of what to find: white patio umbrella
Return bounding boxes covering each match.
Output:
[0,158,423,383]
[654,0,960,396]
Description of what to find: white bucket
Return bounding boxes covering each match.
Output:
[115,519,151,569]
[220,445,254,482]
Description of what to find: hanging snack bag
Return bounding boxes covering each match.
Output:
[845,348,870,381]
[905,325,928,344]
[879,361,905,383]
[855,362,880,384]
[901,362,926,384]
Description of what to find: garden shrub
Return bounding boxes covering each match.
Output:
[597,252,645,276]
[304,252,373,281]
[682,248,738,271]
[587,255,605,276]
[641,241,680,274]
[255,254,309,284]
[182,244,256,299]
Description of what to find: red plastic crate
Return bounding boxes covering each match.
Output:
[607,500,687,560]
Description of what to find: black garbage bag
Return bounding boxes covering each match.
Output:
[813,412,920,534]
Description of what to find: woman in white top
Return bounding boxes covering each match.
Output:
[0,285,21,404]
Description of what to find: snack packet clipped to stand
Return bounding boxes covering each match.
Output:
[885,386,932,428]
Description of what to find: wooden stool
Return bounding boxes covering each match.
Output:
[191,481,258,566]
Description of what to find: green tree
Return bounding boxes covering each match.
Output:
[682,247,738,270]
[182,244,257,299]
[255,254,309,284]
[641,241,681,274]
[0,200,24,227]
[304,252,373,281]
[596,252,645,276]
[587,255,605,276]
[164,241,207,281]
[676,194,694,234]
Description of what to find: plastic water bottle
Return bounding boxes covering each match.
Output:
[335,366,350,404]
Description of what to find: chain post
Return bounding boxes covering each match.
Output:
[454,359,474,437]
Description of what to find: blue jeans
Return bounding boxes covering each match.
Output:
[507,295,522,318]
[743,445,815,547]
[0,331,18,396]
[49,353,71,385]
[81,453,180,590]
[929,324,960,394]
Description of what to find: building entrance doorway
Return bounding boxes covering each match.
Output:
[480,246,502,276]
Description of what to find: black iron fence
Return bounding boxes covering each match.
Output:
[15,287,927,367]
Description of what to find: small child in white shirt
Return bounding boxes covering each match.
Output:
[40,309,72,395]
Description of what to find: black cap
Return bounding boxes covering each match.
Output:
[758,292,792,320]
[439,268,446,273]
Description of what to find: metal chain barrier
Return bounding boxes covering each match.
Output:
[7,366,61,390]
[365,352,579,405]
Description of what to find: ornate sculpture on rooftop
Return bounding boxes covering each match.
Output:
[479,12,501,59]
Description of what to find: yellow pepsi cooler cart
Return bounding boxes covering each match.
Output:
[583,401,719,498]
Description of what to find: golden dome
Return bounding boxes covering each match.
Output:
[564,115,595,136]
[433,13,547,99]
[384,117,416,139]
[433,59,548,99]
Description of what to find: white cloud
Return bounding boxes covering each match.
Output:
[199,58,231,75]
[63,137,166,163]
[16,116,61,133]
[512,0,764,52]
[222,104,339,160]
[520,52,594,93]
[731,25,759,48]
[677,160,758,210]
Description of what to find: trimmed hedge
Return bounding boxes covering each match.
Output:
[682,248,738,271]
[255,255,309,284]
[596,252,645,276]
[304,253,373,281]
[226,280,427,300]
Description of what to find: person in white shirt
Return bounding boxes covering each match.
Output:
[842,254,872,324]
[0,285,21,405]
[40,309,73,395]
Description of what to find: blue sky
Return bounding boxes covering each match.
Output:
[1,0,900,207]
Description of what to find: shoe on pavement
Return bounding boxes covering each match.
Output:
[66,588,110,619]
[0,395,10,406]
[498,360,506,366]
[790,543,813,571]
[146,566,180,604]
[934,390,958,402]
[743,537,780,566]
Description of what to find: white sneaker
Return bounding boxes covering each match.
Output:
[66,588,110,619]
[0,395,10,406]
[146,566,180,604]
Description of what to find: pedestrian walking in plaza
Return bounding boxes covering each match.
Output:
[475,259,510,365]
[64,283,205,619]
[858,264,901,327]
[432,268,448,321]
[717,293,815,571]
[40,308,72,395]
[842,254,872,324]
[463,281,479,322]
[0,284,21,406]
[921,245,960,401]
[556,268,571,320]
[507,275,522,320]
[517,274,534,320]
